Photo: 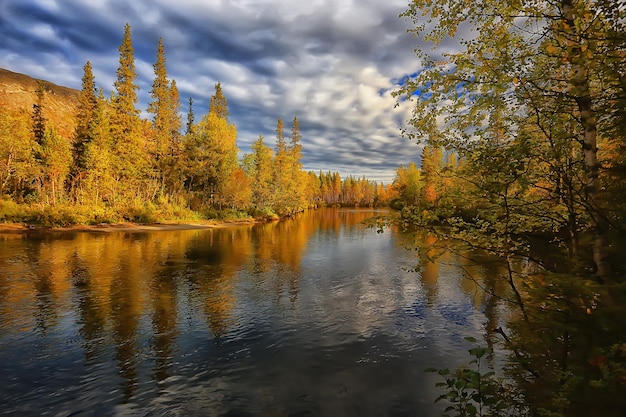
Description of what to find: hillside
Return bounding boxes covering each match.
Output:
[0,67,79,139]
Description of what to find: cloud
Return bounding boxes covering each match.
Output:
[0,0,425,182]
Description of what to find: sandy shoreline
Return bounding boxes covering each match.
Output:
[0,219,261,233]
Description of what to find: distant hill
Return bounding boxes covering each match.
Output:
[0,67,80,139]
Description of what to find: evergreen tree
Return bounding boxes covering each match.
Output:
[113,23,139,128]
[289,116,302,165]
[148,37,170,162]
[82,88,115,205]
[72,61,98,190]
[186,97,194,136]
[273,117,288,208]
[111,23,146,186]
[209,82,228,119]
[286,116,306,210]
[32,83,46,149]
[148,38,182,194]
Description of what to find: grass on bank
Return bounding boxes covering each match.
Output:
[0,196,278,227]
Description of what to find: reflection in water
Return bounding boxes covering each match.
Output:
[0,208,506,416]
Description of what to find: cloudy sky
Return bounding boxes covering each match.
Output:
[0,0,423,182]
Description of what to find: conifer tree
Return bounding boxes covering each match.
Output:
[186,97,195,136]
[83,88,115,204]
[148,37,170,162]
[148,38,182,193]
[111,23,146,186]
[72,61,98,189]
[273,118,288,200]
[287,116,306,209]
[289,116,302,172]
[32,83,46,149]
[209,82,228,119]
[113,23,139,128]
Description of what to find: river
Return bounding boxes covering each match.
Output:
[0,208,507,416]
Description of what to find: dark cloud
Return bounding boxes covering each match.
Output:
[0,0,424,182]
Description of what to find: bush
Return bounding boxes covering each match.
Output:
[247,206,279,221]
[427,337,527,417]
[0,197,24,223]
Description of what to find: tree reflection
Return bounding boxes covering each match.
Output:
[0,209,399,408]
[150,270,178,385]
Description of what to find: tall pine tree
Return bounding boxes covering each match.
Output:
[111,23,146,187]
[72,61,98,190]
[148,38,182,194]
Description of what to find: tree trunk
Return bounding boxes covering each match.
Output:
[561,0,612,282]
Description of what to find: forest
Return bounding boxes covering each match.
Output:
[0,23,395,227]
[388,1,626,416]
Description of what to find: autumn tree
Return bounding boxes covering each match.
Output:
[392,162,422,206]
[39,128,72,205]
[0,110,34,200]
[249,134,275,209]
[221,168,252,210]
[420,145,442,207]
[184,83,238,210]
[398,0,626,414]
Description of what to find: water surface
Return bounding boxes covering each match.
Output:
[0,208,505,416]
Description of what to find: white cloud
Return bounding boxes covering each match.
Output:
[0,0,423,182]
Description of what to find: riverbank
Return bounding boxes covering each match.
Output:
[0,218,263,234]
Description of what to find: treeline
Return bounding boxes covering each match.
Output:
[0,24,392,225]
[395,1,626,415]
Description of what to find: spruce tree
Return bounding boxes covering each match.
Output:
[148,37,170,162]
[186,97,195,136]
[111,23,145,187]
[113,23,139,128]
[209,82,228,120]
[73,61,98,175]
[32,83,46,149]
[147,38,182,194]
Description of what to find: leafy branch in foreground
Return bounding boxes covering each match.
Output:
[427,337,527,417]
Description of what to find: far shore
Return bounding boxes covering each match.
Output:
[0,219,265,234]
